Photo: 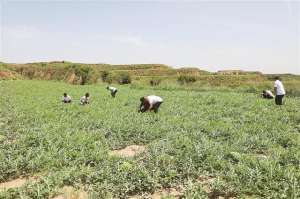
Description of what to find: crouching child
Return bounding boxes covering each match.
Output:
[62,93,72,103]
[80,93,90,105]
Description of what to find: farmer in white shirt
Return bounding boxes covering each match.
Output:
[261,90,274,99]
[80,92,90,105]
[139,95,163,113]
[62,93,72,103]
[106,86,118,98]
[274,76,286,105]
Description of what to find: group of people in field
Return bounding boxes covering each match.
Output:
[61,76,286,113]
[61,86,164,113]
[261,76,286,105]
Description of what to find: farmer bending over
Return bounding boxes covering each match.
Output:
[80,93,90,105]
[261,90,274,99]
[274,76,285,105]
[106,86,118,98]
[62,93,72,103]
[139,95,163,113]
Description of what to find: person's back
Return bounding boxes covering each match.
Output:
[262,90,274,99]
[274,77,285,105]
[147,95,163,106]
[139,95,163,113]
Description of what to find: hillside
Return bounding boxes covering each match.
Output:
[1,61,299,97]
[0,61,211,81]
[0,61,265,82]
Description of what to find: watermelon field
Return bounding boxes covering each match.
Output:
[0,80,300,199]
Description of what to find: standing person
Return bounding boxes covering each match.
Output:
[274,76,286,105]
[106,86,118,98]
[62,93,72,103]
[80,93,90,105]
[261,90,274,99]
[139,95,163,113]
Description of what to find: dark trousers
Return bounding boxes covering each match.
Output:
[152,102,163,113]
[275,95,284,105]
[111,90,117,98]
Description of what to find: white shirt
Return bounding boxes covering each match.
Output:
[274,80,285,95]
[108,86,117,92]
[62,95,71,102]
[80,96,89,104]
[265,90,274,98]
[146,95,163,105]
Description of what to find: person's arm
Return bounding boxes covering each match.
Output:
[139,97,149,112]
[138,98,145,112]
[80,97,84,104]
[138,103,144,112]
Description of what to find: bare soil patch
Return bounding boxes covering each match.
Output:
[51,186,88,199]
[151,188,182,199]
[197,175,215,193]
[0,71,16,79]
[0,176,38,190]
[129,187,183,199]
[109,145,146,158]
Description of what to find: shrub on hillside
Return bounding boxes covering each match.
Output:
[149,78,161,86]
[69,64,99,85]
[116,72,131,84]
[177,75,197,84]
[105,73,113,84]
[101,71,110,83]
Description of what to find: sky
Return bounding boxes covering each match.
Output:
[0,0,299,74]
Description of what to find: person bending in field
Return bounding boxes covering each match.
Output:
[139,95,163,113]
[106,86,118,98]
[62,93,72,103]
[261,90,274,99]
[80,92,90,105]
[274,76,286,105]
